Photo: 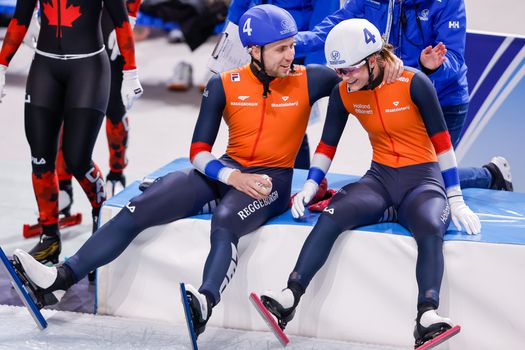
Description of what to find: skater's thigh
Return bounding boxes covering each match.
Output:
[128,169,219,227]
[211,173,291,238]
[325,176,391,231]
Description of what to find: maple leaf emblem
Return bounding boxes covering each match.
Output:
[43,0,81,37]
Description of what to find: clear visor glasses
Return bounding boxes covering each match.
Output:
[335,60,367,77]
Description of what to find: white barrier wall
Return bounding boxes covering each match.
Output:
[97,206,525,350]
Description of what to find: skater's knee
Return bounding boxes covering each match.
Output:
[62,155,92,177]
[31,162,55,176]
[30,152,55,175]
[316,213,347,236]
[210,226,238,246]
[412,218,445,243]
[210,211,242,244]
[210,205,236,229]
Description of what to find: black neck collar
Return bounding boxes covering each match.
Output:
[250,61,275,98]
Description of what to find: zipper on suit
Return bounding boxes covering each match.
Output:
[373,90,400,164]
[57,0,62,48]
[248,97,268,163]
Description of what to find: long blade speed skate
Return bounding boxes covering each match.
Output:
[415,325,461,350]
[180,283,199,350]
[0,247,47,330]
[23,213,82,238]
[249,292,289,347]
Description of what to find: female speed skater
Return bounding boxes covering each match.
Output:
[254,19,481,349]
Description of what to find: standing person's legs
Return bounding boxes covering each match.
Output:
[61,53,110,229]
[100,7,129,196]
[24,103,63,263]
[61,108,106,219]
[55,132,75,216]
[24,55,66,263]
[105,50,129,196]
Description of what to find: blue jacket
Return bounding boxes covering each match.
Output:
[226,0,340,65]
[295,0,469,106]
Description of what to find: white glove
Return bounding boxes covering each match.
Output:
[291,180,319,219]
[0,64,7,103]
[121,69,143,110]
[23,10,40,49]
[449,196,481,235]
[108,17,136,61]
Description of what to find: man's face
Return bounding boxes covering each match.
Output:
[251,37,295,78]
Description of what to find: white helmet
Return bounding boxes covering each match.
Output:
[325,18,383,69]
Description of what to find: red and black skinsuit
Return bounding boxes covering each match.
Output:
[57,0,142,200]
[0,0,138,263]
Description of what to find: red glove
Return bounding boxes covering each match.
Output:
[289,178,327,208]
[307,189,337,212]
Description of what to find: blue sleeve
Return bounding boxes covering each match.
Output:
[294,0,362,58]
[423,0,467,86]
[226,0,252,25]
[306,64,341,106]
[299,0,341,63]
[309,0,341,30]
[191,75,226,145]
[409,71,448,137]
[320,84,349,147]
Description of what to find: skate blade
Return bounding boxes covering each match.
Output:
[179,283,199,350]
[23,213,82,238]
[415,325,461,350]
[0,247,47,330]
[249,292,289,347]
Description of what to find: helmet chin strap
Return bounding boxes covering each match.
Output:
[363,57,383,90]
[250,46,274,98]
[365,58,375,89]
[250,45,296,98]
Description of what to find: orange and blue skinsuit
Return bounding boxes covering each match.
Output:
[61,63,340,307]
[288,68,462,313]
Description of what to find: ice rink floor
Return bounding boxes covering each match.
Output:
[0,36,388,349]
[1,304,405,350]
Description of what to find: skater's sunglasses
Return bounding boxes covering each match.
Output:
[335,60,367,77]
